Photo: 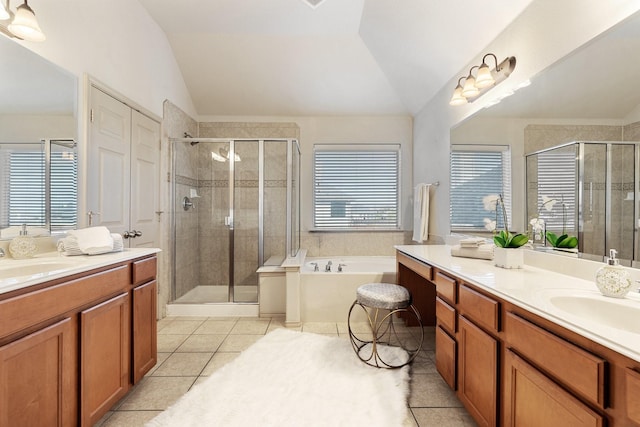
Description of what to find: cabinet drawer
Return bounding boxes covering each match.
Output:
[505,312,606,407]
[397,252,432,281]
[0,265,130,339]
[434,272,457,304]
[133,256,157,286]
[435,296,456,335]
[459,284,499,333]
[435,326,456,390]
[626,368,640,423]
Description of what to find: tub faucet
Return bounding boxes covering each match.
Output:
[311,262,319,272]
[338,263,346,272]
[325,261,332,272]
[0,248,4,258]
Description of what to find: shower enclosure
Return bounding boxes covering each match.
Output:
[526,141,640,265]
[170,138,300,306]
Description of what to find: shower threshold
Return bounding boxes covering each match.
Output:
[167,285,259,317]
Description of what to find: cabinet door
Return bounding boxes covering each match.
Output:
[81,293,130,426]
[0,318,76,427]
[435,325,456,390]
[458,315,498,427]
[504,350,604,427]
[132,280,157,383]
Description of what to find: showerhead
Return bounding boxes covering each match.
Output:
[184,132,199,146]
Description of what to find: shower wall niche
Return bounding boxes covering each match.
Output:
[171,133,300,305]
[526,141,639,264]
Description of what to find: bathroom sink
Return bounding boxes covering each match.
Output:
[547,292,640,334]
[0,260,81,280]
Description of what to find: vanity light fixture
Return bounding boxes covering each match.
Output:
[0,0,46,42]
[450,53,516,106]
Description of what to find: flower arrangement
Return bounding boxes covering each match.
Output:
[483,194,528,248]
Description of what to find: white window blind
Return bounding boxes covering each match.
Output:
[536,151,576,232]
[0,141,77,231]
[313,144,400,230]
[450,145,512,232]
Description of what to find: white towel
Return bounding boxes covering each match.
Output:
[66,226,114,255]
[412,183,431,243]
[450,243,494,260]
[459,237,486,248]
[58,232,124,256]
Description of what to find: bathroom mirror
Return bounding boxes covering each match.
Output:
[451,11,640,264]
[0,36,78,240]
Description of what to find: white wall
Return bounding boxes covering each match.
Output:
[414,0,640,242]
[11,0,195,119]
[0,115,76,142]
[199,114,414,231]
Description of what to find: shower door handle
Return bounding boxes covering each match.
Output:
[225,216,233,228]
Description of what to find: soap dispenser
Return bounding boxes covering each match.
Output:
[595,249,631,298]
[8,224,36,259]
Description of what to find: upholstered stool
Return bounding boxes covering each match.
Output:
[348,282,423,368]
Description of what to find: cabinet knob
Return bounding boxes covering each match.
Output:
[123,230,142,239]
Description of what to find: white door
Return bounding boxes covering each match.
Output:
[129,110,160,248]
[88,87,131,236]
[88,86,160,248]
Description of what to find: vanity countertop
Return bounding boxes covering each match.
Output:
[0,248,160,296]
[396,244,640,363]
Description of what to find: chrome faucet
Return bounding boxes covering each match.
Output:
[338,263,346,272]
[311,262,319,272]
[325,261,332,272]
[0,248,4,258]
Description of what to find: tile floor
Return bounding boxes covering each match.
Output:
[97,316,476,427]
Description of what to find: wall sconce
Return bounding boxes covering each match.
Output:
[449,53,516,106]
[0,0,46,42]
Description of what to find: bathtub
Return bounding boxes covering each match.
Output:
[300,256,397,322]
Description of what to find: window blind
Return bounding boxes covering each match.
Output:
[7,150,46,226]
[313,145,400,230]
[450,146,512,232]
[536,151,576,232]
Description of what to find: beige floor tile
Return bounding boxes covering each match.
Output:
[176,334,226,352]
[158,320,205,335]
[409,373,462,408]
[201,352,240,376]
[101,410,163,427]
[145,352,171,376]
[157,334,189,352]
[194,319,237,334]
[156,318,173,332]
[118,377,196,410]
[302,322,338,334]
[403,411,419,427]
[218,334,263,351]
[151,352,213,377]
[411,408,477,426]
[230,318,270,334]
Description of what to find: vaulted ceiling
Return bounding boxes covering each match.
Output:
[138,0,534,117]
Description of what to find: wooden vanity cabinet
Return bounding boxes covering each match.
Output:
[0,254,158,427]
[0,317,77,427]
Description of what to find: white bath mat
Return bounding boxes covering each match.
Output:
[147,328,410,427]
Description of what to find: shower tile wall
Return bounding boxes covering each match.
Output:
[524,124,622,154]
[163,100,199,302]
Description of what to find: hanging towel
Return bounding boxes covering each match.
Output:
[66,226,114,255]
[412,183,431,243]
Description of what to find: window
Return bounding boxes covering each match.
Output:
[313,144,400,230]
[0,140,77,232]
[450,145,511,232]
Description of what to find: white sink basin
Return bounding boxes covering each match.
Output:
[0,261,80,280]
[546,291,640,334]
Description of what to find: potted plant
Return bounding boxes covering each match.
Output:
[539,195,579,254]
[483,194,528,269]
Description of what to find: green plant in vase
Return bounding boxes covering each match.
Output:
[541,195,578,250]
[483,194,528,248]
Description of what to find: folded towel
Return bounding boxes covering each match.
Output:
[450,243,494,260]
[67,226,114,255]
[58,232,124,256]
[459,237,486,248]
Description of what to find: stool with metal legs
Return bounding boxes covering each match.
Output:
[348,282,423,368]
